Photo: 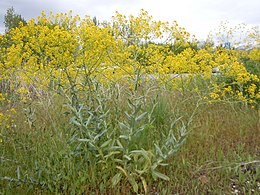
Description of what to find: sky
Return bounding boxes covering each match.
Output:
[0,0,259,40]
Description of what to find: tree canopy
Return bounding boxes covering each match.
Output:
[4,7,27,32]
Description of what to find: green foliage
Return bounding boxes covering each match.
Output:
[4,7,27,32]
[64,83,190,193]
[244,59,260,77]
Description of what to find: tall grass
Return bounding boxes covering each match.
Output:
[1,83,259,194]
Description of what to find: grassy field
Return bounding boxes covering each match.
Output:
[1,8,259,194]
[1,83,259,194]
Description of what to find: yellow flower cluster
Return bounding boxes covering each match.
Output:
[248,48,260,61]
[0,10,259,106]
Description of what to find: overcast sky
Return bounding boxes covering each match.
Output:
[0,0,259,40]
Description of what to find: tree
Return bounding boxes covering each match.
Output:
[4,7,27,32]
[92,16,99,26]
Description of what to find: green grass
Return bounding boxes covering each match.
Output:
[1,84,259,194]
[162,103,260,194]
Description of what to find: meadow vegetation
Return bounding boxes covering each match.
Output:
[0,10,259,194]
